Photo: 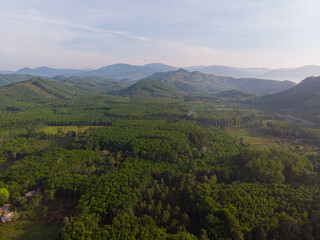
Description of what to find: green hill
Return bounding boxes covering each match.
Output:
[84,64,156,80]
[0,74,34,86]
[17,66,86,77]
[0,78,84,101]
[145,69,295,95]
[0,77,131,103]
[146,69,230,94]
[120,79,183,98]
[257,76,320,123]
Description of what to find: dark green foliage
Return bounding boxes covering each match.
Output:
[232,148,316,184]
[186,182,319,239]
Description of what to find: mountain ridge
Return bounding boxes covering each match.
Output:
[144,69,296,95]
[8,63,320,82]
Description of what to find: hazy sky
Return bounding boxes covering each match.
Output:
[0,0,319,70]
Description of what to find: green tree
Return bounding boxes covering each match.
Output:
[0,188,9,205]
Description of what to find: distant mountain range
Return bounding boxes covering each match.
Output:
[4,63,320,82]
[16,67,88,78]
[14,63,178,80]
[185,65,272,77]
[186,65,320,82]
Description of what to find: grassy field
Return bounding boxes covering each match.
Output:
[226,127,277,149]
[227,127,318,155]
[0,200,76,240]
[0,210,62,240]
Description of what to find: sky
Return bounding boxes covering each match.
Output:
[0,0,319,70]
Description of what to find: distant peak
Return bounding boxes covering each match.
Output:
[111,63,132,66]
[176,68,189,73]
[18,67,32,71]
[36,66,51,70]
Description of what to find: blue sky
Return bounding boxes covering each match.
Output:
[0,0,319,70]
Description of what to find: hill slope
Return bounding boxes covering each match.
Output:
[0,74,33,86]
[143,63,178,72]
[145,69,295,95]
[120,79,183,97]
[257,76,320,122]
[226,78,295,95]
[83,64,157,80]
[62,77,130,94]
[0,78,86,101]
[0,77,131,102]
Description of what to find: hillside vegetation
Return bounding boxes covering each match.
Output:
[0,74,33,86]
[257,76,320,124]
[145,69,295,95]
[120,79,183,98]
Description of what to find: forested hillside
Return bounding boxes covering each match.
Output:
[0,74,33,86]
[120,79,183,97]
[257,76,320,124]
[145,69,295,95]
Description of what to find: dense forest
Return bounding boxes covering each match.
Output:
[0,76,319,240]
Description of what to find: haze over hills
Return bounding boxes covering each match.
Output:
[0,71,14,74]
[17,67,88,78]
[185,65,272,77]
[257,65,320,82]
[0,74,34,86]
[144,69,295,95]
[5,63,320,83]
[82,64,156,80]
[186,65,320,82]
[13,63,178,81]
[257,76,320,122]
